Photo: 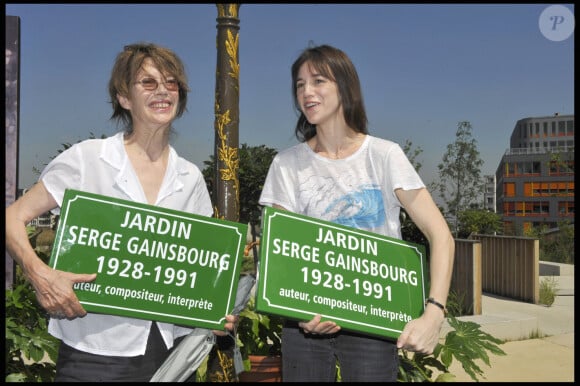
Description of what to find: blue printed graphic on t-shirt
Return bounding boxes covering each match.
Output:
[323,186,385,229]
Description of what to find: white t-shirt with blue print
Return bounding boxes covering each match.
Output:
[259,135,425,240]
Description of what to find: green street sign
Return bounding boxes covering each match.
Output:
[49,189,247,330]
[256,206,427,340]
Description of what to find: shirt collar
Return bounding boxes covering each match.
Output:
[99,132,187,204]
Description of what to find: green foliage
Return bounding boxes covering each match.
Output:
[457,208,502,238]
[398,315,506,382]
[435,121,485,237]
[541,221,574,264]
[525,220,575,264]
[402,139,423,173]
[5,258,59,382]
[235,298,283,371]
[440,316,506,381]
[237,144,278,226]
[398,349,453,382]
[539,276,559,306]
[445,289,470,317]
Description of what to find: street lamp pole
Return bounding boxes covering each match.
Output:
[213,4,240,223]
[206,4,241,382]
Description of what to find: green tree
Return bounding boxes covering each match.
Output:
[457,209,502,238]
[435,121,484,237]
[402,139,423,173]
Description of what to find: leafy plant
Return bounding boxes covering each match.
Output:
[5,256,60,382]
[457,208,502,238]
[235,297,283,371]
[446,288,470,317]
[539,276,559,306]
[235,239,283,372]
[398,348,452,382]
[398,315,507,382]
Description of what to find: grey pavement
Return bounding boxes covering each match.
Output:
[437,262,574,382]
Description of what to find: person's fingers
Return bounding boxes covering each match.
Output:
[299,315,339,335]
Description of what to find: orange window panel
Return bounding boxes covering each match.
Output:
[505,183,515,196]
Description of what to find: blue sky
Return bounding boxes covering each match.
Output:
[6,4,574,192]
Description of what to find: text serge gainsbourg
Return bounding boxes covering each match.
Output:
[66,210,231,273]
[272,227,419,287]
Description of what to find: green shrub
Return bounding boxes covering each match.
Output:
[539,276,559,306]
[5,262,59,382]
[446,289,470,317]
[398,315,506,382]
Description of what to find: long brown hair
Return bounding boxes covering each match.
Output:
[291,44,368,142]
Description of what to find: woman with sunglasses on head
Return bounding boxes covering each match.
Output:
[5,42,236,382]
[258,44,455,382]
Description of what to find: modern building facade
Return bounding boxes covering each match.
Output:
[483,174,496,213]
[495,114,574,235]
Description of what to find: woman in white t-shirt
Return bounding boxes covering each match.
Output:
[5,42,236,381]
[259,44,455,382]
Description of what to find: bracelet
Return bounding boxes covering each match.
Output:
[425,297,448,316]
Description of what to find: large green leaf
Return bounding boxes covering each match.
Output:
[438,315,506,381]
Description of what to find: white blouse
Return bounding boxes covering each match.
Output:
[41,132,213,356]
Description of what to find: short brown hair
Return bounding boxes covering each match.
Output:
[108,42,190,132]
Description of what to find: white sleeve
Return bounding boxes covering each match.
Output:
[387,144,425,192]
[258,154,296,212]
[40,144,84,212]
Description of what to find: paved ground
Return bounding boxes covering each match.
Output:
[437,264,574,382]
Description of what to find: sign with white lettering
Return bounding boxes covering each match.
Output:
[49,189,247,330]
[256,206,427,340]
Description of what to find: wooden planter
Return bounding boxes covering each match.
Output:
[238,355,282,382]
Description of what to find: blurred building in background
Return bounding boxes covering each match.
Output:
[495,113,574,235]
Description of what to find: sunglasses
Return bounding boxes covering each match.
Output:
[134,77,179,92]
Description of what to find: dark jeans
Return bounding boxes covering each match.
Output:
[55,323,194,382]
[281,322,399,382]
